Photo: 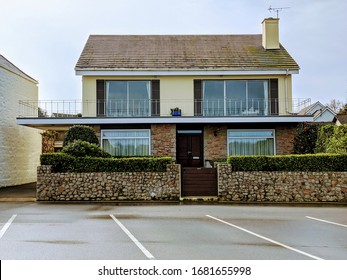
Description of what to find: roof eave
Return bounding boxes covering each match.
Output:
[17,115,313,127]
[75,68,300,76]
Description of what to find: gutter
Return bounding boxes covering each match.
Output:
[285,69,289,114]
[75,69,300,77]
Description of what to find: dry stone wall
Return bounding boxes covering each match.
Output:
[218,164,347,202]
[37,164,180,201]
[37,163,347,203]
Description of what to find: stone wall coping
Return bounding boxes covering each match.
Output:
[38,163,180,174]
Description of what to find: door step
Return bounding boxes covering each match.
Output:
[180,196,219,202]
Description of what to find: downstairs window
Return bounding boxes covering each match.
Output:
[228,130,275,156]
[101,130,150,156]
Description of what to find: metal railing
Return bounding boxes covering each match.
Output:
[18,100,84,118]
[18,98,311,118]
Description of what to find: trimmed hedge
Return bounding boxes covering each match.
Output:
[227,154,347,172]
[41,153,173,173]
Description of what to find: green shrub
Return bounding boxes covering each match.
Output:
[62,140,111,158]
[212,158,228,163]
[227,154,347,171]
[63,125,99,146]
[40,153,173,173]
[326,125,347,154]
[315,124,335,153]
[293,122,319,154]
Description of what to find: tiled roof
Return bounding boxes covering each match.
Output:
[298,101,321,115]
[334,114,347,125]
[0,55,37,83]
[75,35,299,71]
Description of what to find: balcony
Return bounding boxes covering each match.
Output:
[17,98,311,118]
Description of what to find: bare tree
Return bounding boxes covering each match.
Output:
[339,103,347,114]
[326,99,343,112]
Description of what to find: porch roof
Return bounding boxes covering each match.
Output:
[17,115,313,130]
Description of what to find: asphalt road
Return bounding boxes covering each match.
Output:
[0,203,346,260]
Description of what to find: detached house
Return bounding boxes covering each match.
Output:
[17,18,311,168]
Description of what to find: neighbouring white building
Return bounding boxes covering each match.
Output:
[0,54,41,188]
[298,101,336,122]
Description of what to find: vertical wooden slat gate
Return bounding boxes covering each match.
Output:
[181,167,218,197]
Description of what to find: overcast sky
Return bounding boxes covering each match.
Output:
[1,0,346,106]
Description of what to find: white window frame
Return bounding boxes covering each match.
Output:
[227,129,276,156]
[101,129,151,156]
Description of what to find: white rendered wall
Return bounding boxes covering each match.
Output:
[0,66,41,187]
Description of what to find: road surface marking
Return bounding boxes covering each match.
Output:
[206,214,323,260]
[0,215,17,240]
[110,214,154,259]
[306,216,347,228]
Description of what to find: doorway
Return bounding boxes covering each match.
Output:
[176,130,203,167]
[177,128,218,197]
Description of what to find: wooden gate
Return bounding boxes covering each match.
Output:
[181,167,218,197]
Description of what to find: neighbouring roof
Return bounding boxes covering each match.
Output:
[298,101,336,122]
[333,114,347,125]
[298,101,322,115]
[75,35,299,71]
[0,54,37,83]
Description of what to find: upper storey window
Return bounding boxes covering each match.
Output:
[203,80,269,116]
[105,81,150,117]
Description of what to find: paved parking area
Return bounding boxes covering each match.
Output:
[0,203,346,260]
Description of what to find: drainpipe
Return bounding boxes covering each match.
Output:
[285,69,289,114]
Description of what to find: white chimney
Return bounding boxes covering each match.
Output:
[262,18,280,50]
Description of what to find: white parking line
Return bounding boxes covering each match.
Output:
[306,216,347,228]
[206,215,323,260]
[109,214,155,260]
[0,215,17,240]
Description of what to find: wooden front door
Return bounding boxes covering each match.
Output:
[177,131,203,167]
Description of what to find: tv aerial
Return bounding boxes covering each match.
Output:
[268,6,290,18]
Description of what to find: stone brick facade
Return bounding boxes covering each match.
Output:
[204,125,227,160]
[37,164,180,201]
[151,124,176,159]
[275,125,296,155]
[218,164,347,202]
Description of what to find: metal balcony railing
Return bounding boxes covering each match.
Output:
[17,98,311,118]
